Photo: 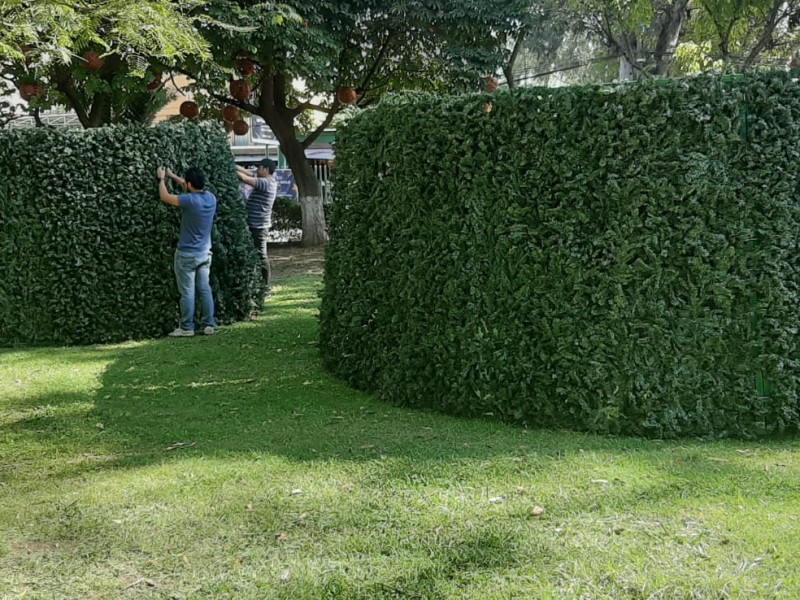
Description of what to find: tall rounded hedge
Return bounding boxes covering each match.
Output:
[0,122,265,345]
[320,73,800,439]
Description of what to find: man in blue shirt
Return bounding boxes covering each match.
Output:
[235,158,277,295]
[157,165,217,337]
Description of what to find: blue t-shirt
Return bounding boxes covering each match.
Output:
[177,191,217,254]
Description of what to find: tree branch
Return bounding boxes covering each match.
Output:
[743,0,786,69]
[301,104,339,150]
[357,30,394,93]
[54,70,90,127]
[259,65,274,115]
[173,65,259,113]
[209,91,259,114]
[289,102,332,118]
[503,27,528,89]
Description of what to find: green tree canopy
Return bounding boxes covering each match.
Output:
[0,0,210,126]
[179,0,526,246]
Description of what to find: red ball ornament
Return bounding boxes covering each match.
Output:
[222,105,240,122]
[180,100,200,119]
[83,51,104,71]
[485,76,498,93]
[230,79,251,101]
[237,59,256,76]
[147,71,163,91]
[336,86,357,105]
[232,119,249,135]
[19,82,45,101]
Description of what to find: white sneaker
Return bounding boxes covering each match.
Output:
[168,328,195,337]
[203,326,215,335]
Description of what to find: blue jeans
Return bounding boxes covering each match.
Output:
[174,250,215,331]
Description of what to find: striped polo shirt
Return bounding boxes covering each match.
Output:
[246,176,277,229]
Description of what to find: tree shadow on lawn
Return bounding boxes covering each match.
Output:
[4,274,800,506]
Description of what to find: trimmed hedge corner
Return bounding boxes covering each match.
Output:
[320,73,800,439]
[0,122,266,346]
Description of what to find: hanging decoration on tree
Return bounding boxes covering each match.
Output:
[222,104,240,122]
[180,100,200,119]
[83,51,104,71]
[147,71,163,91]
[237,58,256,76]
[230,79,251,101]
[19,82,45,101]
[336,86,357,105]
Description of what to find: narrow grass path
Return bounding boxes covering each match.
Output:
[1,268,799,599]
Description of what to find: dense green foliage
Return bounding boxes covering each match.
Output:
[321,73,800,439]
[0,122,264,346]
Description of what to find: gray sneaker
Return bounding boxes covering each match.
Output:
[203,326,215,335]
[168,328,195,337]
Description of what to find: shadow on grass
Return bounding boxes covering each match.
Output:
[3,274,800,503]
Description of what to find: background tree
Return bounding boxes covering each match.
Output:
[509,0,800,84]
[179,0,524,247]
[676,0,800,73]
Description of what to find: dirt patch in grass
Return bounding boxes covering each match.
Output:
[270,243,325,280]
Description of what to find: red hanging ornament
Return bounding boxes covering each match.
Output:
[336,86,357,105]
[222,105,240,122]
[230,79,251,101]
[180,100,200,119]
[83,51,104,71]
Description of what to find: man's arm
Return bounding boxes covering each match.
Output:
[166,168,188,190]
[235,165,257,187]
[157,166,180,207]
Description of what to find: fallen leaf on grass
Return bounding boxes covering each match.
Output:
[341,484,355,492]
[276,533,289,542]
[531,506,545,516]
[245,503,253,512]
[280,570,291,584]
[96,423,105,430]
[290,489,303,496]
[488,497,505,504]
[123,578,159,590]
[590,479,609,485]
[165,442,196,451]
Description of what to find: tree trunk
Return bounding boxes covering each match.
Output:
[266,109,328,247]
[652,0,690,77]
[619,56,634,80]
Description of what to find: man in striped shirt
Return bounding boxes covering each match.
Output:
[236,158,277,295]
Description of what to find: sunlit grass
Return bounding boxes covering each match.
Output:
[1,273,799,599]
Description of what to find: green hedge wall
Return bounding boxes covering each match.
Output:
[0,122,265,345]
[320,73,800,439]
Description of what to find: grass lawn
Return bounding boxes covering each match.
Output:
[2,249,799,599]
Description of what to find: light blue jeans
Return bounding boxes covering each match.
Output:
[174,250,216,331]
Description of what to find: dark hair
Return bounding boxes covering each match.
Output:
[258,158,277,175]
[184,167,206,190]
